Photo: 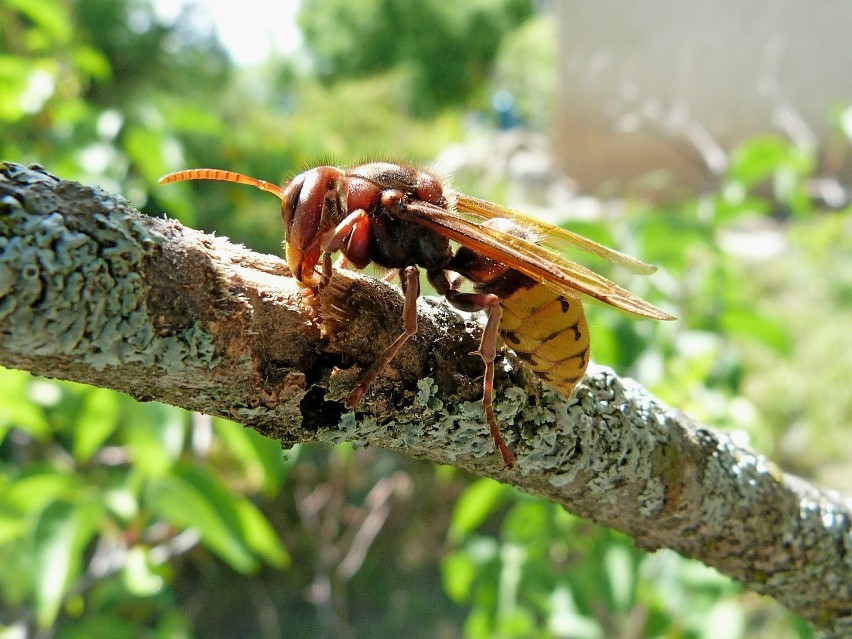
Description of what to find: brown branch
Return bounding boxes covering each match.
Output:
[1,162,849,636]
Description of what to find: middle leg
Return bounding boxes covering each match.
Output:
[346,265,421,407]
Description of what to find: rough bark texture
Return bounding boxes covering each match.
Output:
[1,162,850,636]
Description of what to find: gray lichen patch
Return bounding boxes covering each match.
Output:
[319,373,496,462]
[513,366,676,503]
[0,164,220,373]
[317,357,678,485]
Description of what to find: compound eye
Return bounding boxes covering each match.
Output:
[281,173,305,236]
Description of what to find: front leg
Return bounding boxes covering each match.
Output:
[320,208,372,286]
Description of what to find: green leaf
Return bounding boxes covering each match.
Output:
[123,545,164,596]
[721,308,790,354]
[161,102,225,136]
[604,544,635,612]
[32,499,103,628]
[144,470,257,573]
[2,471,82,514]
[124,124,169,187]
[124,404,186,476]
[441,551,477,603]
[0,55,31,121]
[213,418,286,495]
[464,606,492,639]
[498,605,537,637]
[0,369,50,440]
[173,464,286,566]
[6,0,73,42]
[0,510,27,545]
[72,45,112,82]
[233,499,289,568]
[448,478,512,543]
[47,614,142,639]
[728,136,792,188]
[73,388,120,462]
[501,499,549,544]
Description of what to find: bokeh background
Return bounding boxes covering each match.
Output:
[2,1,850,637]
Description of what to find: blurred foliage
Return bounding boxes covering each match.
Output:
[297,0,534,115]
[1,0,847,637]
[0,371,289,633]
[492,15,556,130]
[442,487,785,639]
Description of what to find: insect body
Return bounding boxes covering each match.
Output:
[475,265,590,399]
[159,162,674,467]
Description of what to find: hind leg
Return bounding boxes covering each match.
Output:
[436,277,515,468]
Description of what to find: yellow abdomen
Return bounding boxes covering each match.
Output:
[497,282,590,398]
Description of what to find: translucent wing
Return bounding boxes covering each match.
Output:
[452,192,657,276]
[398,200,675,321]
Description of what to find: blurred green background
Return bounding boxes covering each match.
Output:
[1,0,848,637]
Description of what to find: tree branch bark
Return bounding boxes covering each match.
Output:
[1,162,849,636]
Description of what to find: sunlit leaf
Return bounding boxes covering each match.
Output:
[213,418,286,495]
[6,0,73,42]
[448,478,512,543]
[124,404,186,476]
[716,192,772,223]
[441,551,477,603]
[2,471,82,514]
[728,136,792,188]
[464,606,492,639]
[72,45,112,81]
[0,55,31,121]
[721,308,790,354]
[498,605,537,637]
[123,545,164,596]
[0,510,27,545]
[32,499,103,628]
[604,544,635,612]
[700,599,746,639]
[144,470,256,573]
[547,585,604,638]
[73,388,120,462]
[0,369,50,440]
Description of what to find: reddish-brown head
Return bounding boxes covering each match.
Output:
[158,166,347,287]
[279,166,345,285]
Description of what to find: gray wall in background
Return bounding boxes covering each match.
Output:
[554,2,852,192]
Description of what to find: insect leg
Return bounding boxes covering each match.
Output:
[346,265,420,407]
[322,208,371,270]
[472,298,515,469]
[434,290,515,468]
[321,252,333,288]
